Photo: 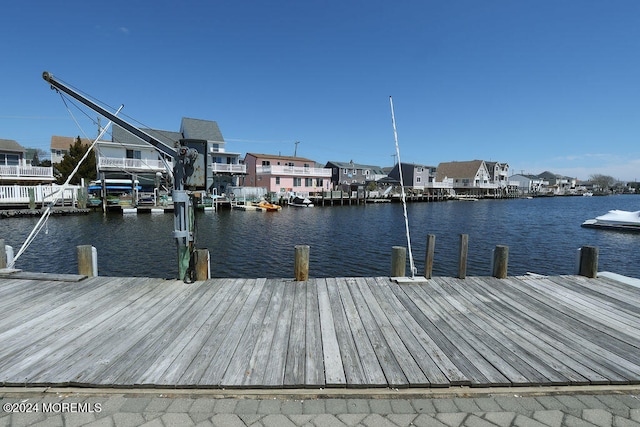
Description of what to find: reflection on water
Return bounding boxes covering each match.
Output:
[1,195,638,279]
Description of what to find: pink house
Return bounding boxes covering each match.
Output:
[243,153,332,198]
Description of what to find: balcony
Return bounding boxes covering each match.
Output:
[211,163,246,174]
[256,165,332,177]
[0,165,54,180]
[98,157,170,172]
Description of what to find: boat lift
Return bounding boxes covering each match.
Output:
[42,71,202,282]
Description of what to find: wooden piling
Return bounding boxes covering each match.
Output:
[579,245,598,278]
[458,234,468,279]
[294,245,310,281]
[194,248,210,281]
[391,246,406,277]
[0,239,6,269]
[424,234,435,279]
[492,245,509,279]
[77,245,98,277]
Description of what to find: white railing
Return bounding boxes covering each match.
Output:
[0,184,82,205]
[0,165,54,178]
[98,157,170,171]
[256,165,332,177]
[211,163,247,174]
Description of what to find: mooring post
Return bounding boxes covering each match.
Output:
[492,245,509,279]
[579,245,598,278]
[194,248,210,281]
[424,234,436,279]
[77,245,98,277]
[0,239,5,269]
[294,245,310,281]
[458,234,469,279]
[391,246,406,277]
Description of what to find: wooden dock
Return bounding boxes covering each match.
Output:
[0,273,638,389]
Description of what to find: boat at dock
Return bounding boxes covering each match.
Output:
[582,209,640,232]
[288,195,314,207]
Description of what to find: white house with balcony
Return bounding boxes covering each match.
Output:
[96,118,245,195]
[244,153,331,198]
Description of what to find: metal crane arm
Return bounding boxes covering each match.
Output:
[42,71,177,158]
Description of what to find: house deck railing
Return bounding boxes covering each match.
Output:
[0,184,82,206]
[256,165,332,177]
[98,157,170,172]
[0,165,54,179]
[211,163,247,174]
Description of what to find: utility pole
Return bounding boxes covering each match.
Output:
[294,141,299,157]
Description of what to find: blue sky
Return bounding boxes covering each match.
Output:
[2,0,639,181]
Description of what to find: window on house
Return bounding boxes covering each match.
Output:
[305,178,313,186]
[317,178,323,187]
[262,160,271,166]
[126,149,141,159]
[416,177,422,183]
[304,163,310,168]
[364,170,370,175]
[275,177,280,185]
[293,178,301,187]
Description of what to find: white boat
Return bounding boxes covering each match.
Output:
[582,210,640,232]
[288,195,314,207]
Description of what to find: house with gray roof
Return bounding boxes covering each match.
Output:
[0,139,54,185]
[387,162,437,191]
[324,160,386,191]
[95,117,245,195]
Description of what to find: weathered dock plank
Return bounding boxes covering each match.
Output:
[0,273,638,389]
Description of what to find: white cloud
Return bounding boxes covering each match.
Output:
[119,27,130,35]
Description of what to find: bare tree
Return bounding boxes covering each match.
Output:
[589,174,616,193]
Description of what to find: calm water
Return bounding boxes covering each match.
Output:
[2,195,639,279]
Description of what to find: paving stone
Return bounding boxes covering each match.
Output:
[346,398,369,413]
[111,412,146,427]
[29,414,63,427]
[435,412,467,426]
[535,396,565,410]
[577,395,609,410]
[194,420,215,427]
[302,399,325,414]
[261,414,297,427]
[287,414,315,426]
[594,394,631,415]
[324,399,348,414]
[562,414,598,427]
[189,398,217,413]
[362,413,397,427]
[63,412,98,427]
[161,412,196,426]
[257,399,281,414]
[235,399,260,414]
[336,414,367,426]
[144,398,172,413]
[582,408,613,427]
[238,414,264,425]
[494,396,528,413]
[613,416,640,427]
[138,418,164,427]
[532,409,564,427]
[412,414,448,427]
[555,395,588,410]
[368,399,393,414]
[82,416,115,427]
[617,396,640,410]
[118,397,152,413]
[280,400,303,415]
[433,398,459,414]
[473,397,503,412]
[463,414,498,427]
[632,408,640,422]
[511,414,548,427]
[213,398,238,413]
[386,414,418,426]
[98,396,128,414]
[210,413,247,427]
[166,397,194,413]
[453,397,482,413]
[411,398,437,413]
[482,411,516,427]
[313,413,347,426]
[517,397,546,411]
[390,399,414,414]
[8,412,47,427]
[191,412,214,423]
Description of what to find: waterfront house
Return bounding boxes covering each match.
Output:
[436,160,495,196]
[96,118,245,196]
[387,162,436,190]
[244,153,331,198]
[50,135,80,164]
[324,160,386,191]
[509,174,549,195]
[537,171,576,195]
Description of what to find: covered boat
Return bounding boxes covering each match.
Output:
[582,209,640,232]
